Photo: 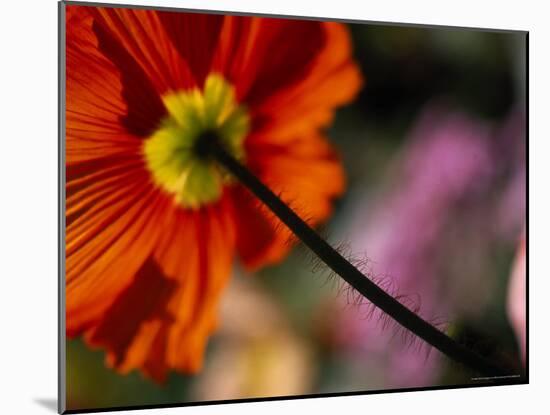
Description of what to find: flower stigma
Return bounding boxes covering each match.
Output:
[143,73,249,208]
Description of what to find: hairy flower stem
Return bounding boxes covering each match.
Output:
[212,142,508,377]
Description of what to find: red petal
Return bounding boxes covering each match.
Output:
[229,22,360,269]
[80,194,237,380]
[251,22,363,143]
[232,186,290,269]
[235,134,345,269]
[83,257,177,374]
[156,11,224,87]
[92,19,165,137]
[66,5,138,161]
[212,16,326,106]
[162,195,237,373]
[66,184,171,335]
[90,7,196,93]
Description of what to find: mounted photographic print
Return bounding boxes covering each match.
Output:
[59,1,528,413]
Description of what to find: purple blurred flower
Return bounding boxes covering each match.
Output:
[334,104,525,388]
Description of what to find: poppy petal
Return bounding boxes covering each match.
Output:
[163,195,236,373]
[235,134,345,269]
[231,186,289,269]
[66,6,164,334]
[66,187,171,335]
[212,16,326,106]
[156,11,224,87]
[231,22,359,269]
[83,257,177,374]
[251,22,363,143]
[66,6,137,161]
[90,7,196,94]
[83,194,236,380]
[91,19,166,137]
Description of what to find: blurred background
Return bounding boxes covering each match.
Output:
[67,21,526,410]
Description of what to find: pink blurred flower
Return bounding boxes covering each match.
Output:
[333,104,525,388]
[507,233,526,364]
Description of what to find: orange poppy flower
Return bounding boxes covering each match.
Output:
[65,4,362,382]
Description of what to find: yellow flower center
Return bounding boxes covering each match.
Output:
[143,74,249,209]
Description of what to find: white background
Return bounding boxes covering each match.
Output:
[0,0,545,413]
